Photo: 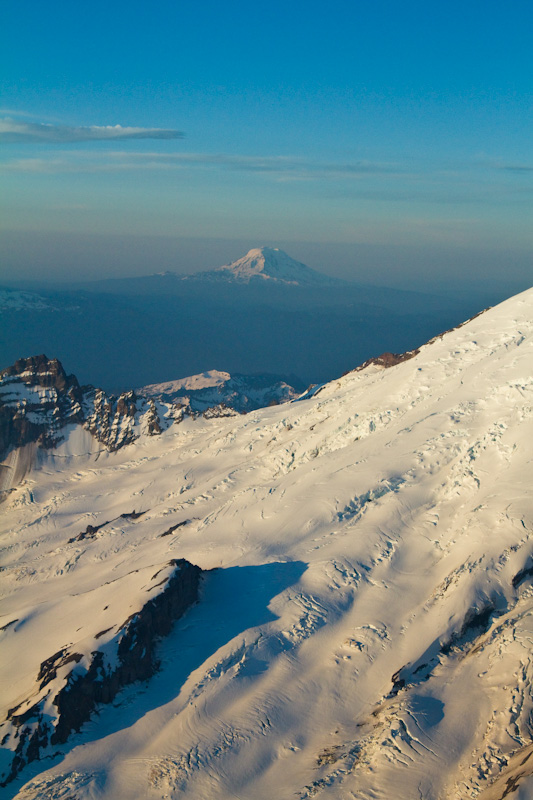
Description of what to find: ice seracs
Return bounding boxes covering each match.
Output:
[0,288,532,799]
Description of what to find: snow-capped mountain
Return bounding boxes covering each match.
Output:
[182,246,345,286]
[1,289,532,799]
[0,289,79,312]
[142,369,233,393]
[1,247,491,392]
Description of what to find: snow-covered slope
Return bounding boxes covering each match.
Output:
[138,370,301,412]
[140,369,231,394]
[1,289,532,799]
[184,246,344,285]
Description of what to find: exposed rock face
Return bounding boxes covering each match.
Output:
[83,387,145,452]
[0,357,248,497]
[144,398,163,435]
[0,356,188,467]
[1,559,202,786]
[352,348,421,372]
[0,358,301,485]
[0,355,85,461]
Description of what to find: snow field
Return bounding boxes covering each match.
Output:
[1,289,532,799]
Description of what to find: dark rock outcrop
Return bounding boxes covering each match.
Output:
[0,356,301,499]
[0,357,173,499]
[84,388,145,451]
[350,348,421,374]
[1,559,202,786]
[0,355,85,462]
[52,558,201,743]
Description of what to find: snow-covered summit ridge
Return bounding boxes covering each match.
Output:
[187,246,344,285]
[140,370,231,394]
[138,369,301,412]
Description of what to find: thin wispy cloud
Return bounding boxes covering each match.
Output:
[0,118,183,143]
[150,152,394,176]
[3,147,523,206]
[0,108,48,119]
[497,164,533,173]
[474,156,533,174]
[0,149,398,180]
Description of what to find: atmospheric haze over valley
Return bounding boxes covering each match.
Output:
[0,246,503,393]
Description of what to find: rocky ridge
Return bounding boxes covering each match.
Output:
[0,355,86,460]
[0,356,169,500]
[1,356,298,500]
[1,559,202,786]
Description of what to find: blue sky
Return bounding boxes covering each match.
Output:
[1,0,531,290]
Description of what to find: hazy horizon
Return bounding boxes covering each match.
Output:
[2,1,531,303]
[1,229,530,301]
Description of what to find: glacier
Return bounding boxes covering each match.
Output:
[0,288,532,799]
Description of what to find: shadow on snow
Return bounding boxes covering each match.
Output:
[3,560,308,799]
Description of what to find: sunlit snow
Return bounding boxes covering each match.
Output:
[1,289,533,799]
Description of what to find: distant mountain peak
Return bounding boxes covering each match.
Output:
[187,246,344,286]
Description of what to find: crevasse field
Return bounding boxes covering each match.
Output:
[1,288,533,799]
